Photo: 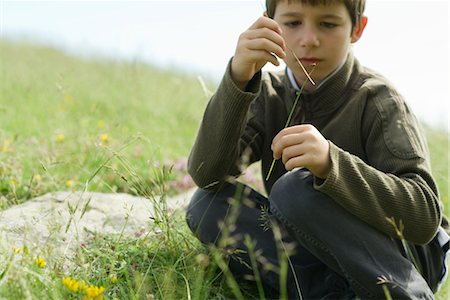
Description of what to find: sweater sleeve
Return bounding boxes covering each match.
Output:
[314,87,441,245]
[187,60,264,190]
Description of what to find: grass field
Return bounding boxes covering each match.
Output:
[0,40,448,299]
[0,40,209,204]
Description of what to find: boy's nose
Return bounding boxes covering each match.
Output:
[300,26,320,48]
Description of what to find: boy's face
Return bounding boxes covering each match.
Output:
[273,1,364,87]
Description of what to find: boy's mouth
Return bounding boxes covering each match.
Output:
[287,45,317,85]
[300,58,320,66]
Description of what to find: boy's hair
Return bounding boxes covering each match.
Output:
[266,0,366,30]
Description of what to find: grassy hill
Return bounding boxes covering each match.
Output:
[0,40,448,299]
[1,40,211,202]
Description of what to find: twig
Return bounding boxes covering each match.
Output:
[266,64,316,181]
[286,45,316,86]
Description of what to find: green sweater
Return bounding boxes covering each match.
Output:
[188,52,449,245]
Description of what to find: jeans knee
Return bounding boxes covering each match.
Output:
[185,189,203,234]
[185,187,233,244]
[186,189,213,236]
[269,170,320,225]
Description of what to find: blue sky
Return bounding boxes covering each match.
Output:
[1,0,449,129]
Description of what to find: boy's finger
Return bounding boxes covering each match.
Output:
[241,48,280,68]
[271,133,301,160]
[272,127,297,148]
[253,27,286,51]
[249,16,283,36]
[245,38,286,59]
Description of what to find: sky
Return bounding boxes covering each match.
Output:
[1,0,449,129]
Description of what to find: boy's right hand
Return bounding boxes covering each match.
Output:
[231,16,286,90]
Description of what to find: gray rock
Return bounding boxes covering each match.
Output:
[0,189,195,260]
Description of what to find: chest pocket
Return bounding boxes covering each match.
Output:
[374,94,426,160]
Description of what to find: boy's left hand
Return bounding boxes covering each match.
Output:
[271,124,331,179]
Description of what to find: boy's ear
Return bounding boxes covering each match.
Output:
[351,16,368,43]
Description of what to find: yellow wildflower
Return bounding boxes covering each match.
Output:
[84,285,105,300]
[9,178,17,186]
[35,256,46,268]
[79,279,88,291]
[99,133,109,144]
[55,133,65,143]
[13,245,29,254]
[63,277,91,294]
[66,179,74,188]
[63,277,80,292]
[97,120,106,129]
[1,139,12,152]
[33,174,42,183]
[64,94,74,104]
[109,273,117,284]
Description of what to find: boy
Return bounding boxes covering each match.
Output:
[186,0,449,298]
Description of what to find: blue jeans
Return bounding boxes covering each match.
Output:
[186,169,446,299]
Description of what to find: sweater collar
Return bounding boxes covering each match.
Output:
[287,58,346,91]
[283,51,358,117]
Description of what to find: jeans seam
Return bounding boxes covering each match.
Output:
[270,203,375,299]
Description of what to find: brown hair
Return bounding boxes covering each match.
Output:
[266,0,366,30]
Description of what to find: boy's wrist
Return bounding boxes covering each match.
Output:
[232,77,249,91]
[224,57,262,96]
[230,69,249,91]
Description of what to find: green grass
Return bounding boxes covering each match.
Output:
[0,40,449,299]
[0,39,209,203]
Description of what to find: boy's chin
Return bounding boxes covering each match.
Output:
[294,72,323,87]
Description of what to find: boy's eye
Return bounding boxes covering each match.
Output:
[320,22,337,28]
[284,21,301,28]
